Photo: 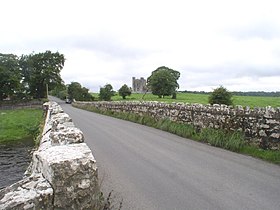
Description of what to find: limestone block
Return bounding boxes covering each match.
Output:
[0,175,53,210]
[50,127,84,145]
[259,130,267,137]
[55,121,75,130]
[50,112,72,130]
[270,133,280,139]
[260,124,270,129]
[266,119,279,125]
[49,104,63,115]
[37,143,98,209]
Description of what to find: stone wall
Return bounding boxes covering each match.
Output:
[0,101,43,110]
[0,102,99,210]
[74,101,280,150]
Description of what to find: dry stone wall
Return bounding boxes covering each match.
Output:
[75,101,280,150]
[0,102,99,210]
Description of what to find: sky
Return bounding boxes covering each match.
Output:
[1,0,280,92]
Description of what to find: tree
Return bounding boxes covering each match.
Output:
[67,82,93,101]
[99,84,114,101]
[118,84,132,99]
[147,66,180,98]
[0,54,22,100]
[209,86,233,106]
[50,83,68,100]
[20,51,65,99]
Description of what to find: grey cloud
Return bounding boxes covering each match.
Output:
[57,34,149,60]
[0,34,149,60]
[227,21,280,40]
[219,63,280,78]
[180,62,280,90]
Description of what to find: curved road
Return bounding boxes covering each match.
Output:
[52,97,280,210]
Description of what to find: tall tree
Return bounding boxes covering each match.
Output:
[20,51,65,99]
[67,82,82,101]
[50,82,68,100]
[0,54,22,100]
[67,82,93,101]
[147,66,180,98]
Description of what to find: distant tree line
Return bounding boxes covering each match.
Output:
[51,81,94,102]
[0,51,65,101]
[231,91,280,97]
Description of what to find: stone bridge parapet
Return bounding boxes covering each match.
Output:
[0,102,98,210]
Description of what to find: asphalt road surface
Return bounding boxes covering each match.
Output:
[51,97,280,210]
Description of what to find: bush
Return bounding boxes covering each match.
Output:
[118,84,132,99]
[209,86,233,106]
[99,84,115,101]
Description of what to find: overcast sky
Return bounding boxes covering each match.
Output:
[1,0,280,92]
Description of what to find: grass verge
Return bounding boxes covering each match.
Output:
[0,109,44,145]
[73,103,280,164]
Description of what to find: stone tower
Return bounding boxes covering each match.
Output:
[132,77,147,93]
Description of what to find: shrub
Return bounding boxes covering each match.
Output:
[99,84,115,101]
[209,86,233,105]
[118,84,132,99]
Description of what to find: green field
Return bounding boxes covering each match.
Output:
[92,92,280,108]
[0,109,43,145]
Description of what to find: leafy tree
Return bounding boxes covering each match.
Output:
[50,83,68,100]
[67,82,82,100]
[147,66,180,98]
[0,54,22,100]
[67,82,93,101]
[19,51,65,99]
[99,84,114,101]
[118,84,132,99]
[80,87,94,101]
[209,86,233,106]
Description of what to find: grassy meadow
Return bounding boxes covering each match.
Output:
[0,109,43,145]
[92,92,280,108]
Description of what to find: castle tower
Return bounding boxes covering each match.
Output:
[132,77,147,93]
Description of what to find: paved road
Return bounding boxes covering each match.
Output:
[52,97,280,210]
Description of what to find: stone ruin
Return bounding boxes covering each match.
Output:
[132,77,147,93]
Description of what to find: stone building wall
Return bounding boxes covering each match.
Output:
[74,101,280,150]
[132,77,147,93]
[0,102,99,210]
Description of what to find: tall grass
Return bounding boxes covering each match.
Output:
[240,146,280,164]
[199,128,244,152]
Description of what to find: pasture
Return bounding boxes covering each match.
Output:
[0,109,43,144]
[92,92,280,108]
